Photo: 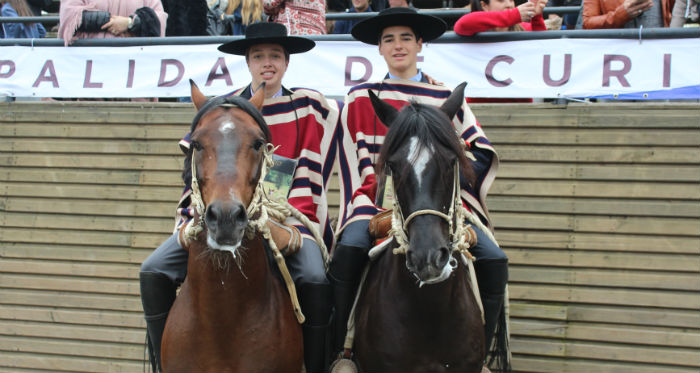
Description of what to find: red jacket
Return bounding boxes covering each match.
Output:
[454,8,547,36]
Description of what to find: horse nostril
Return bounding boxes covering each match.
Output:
[406,251,416,269]
[205,204,219,226]
[232,204,248,227]
[435,246,450,268]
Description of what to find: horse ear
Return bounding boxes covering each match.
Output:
[190,79,207,111]
[249,82,265,111]
[368,89,398,127]
[439,82,467,120]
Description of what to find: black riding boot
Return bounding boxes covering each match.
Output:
[327,244,369,355]
[474,258,509,351]
[299,282,333,373]
[140,271,177,373]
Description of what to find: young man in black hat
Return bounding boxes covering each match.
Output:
[328,6,508,366]
[140,22,338,373]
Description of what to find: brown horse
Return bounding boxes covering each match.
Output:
[160,82,303,372]
[352,84,485,372]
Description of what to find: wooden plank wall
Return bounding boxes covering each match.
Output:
[1,101,699,372]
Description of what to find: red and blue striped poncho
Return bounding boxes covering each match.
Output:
[336,79,499,235]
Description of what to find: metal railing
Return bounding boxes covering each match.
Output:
[0,27,697,47]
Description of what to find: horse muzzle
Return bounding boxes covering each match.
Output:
[405,244,455,286]
[204,200,248,250]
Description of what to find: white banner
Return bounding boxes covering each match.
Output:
[0,38,698,99]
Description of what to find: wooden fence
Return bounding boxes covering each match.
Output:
[1,101,698,372]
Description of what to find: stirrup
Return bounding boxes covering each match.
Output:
[330,351,358,373]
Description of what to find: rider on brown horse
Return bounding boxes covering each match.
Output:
[140,23,338,372]
[329,6,509,369]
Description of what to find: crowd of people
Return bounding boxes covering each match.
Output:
[1,0,696,41]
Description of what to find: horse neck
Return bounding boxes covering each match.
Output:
[382,248,472,308]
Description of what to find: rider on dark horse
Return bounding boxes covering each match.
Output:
[329,6,509,369]
[140,23,338,372]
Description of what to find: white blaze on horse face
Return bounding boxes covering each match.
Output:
[408,136,434,189]
[219,120,236,134]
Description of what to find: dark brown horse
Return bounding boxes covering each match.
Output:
[160,82,303,372]
[352,83,485,372]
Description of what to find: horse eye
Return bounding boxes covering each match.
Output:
[191,140,203,151]
[253,139,265,151]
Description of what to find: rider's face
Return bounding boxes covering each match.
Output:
[378,26,423,78]
[246,43,289,92]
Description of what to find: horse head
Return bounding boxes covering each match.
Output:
[371,82,475,284]
[185,81,270,256]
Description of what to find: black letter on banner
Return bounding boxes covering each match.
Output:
[32,60,59,88]
[345,57,372,86]
[206,58,233,87]
[127,60,136,88]
[158,59,184,87]
[83,60,103,88]
[0,60,16,79]
[663,54,671,88]
[485,55,513,87]
[602,55,631,87]
[543,54,572,87]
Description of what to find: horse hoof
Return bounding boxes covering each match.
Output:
[330,358,358,373]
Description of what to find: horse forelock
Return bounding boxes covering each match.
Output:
[378,102,473,189]
[183,95,271,188]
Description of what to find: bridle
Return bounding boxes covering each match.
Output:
[390,161,475,260]
[181,96,275,248]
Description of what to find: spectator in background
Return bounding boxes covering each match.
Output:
[26,0,51,15]
[670,0,699,26]
[388,0,412,7]
[264,0,326,34]
[454,0,547,35]
[162,0,207,36]
[582,0,673,28]
[332,0,373,33]
[222,0,263,34]
[455,0,545,102]
[58,0,167,45]
[1,0,47,38]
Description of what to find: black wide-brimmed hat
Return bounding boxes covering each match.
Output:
[351,7,447,45]
[218,23,316,55]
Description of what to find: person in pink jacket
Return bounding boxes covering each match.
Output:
[263,0,326,35]
[58,0,167,46]
[454,0,547,35]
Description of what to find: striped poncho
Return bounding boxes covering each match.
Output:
[336,79,499,234]
[176,85,340,249]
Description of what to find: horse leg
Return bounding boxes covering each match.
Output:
[140,271,177,372]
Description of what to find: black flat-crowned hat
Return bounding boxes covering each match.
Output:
[351,7,447,45]
[218,23,316,55]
